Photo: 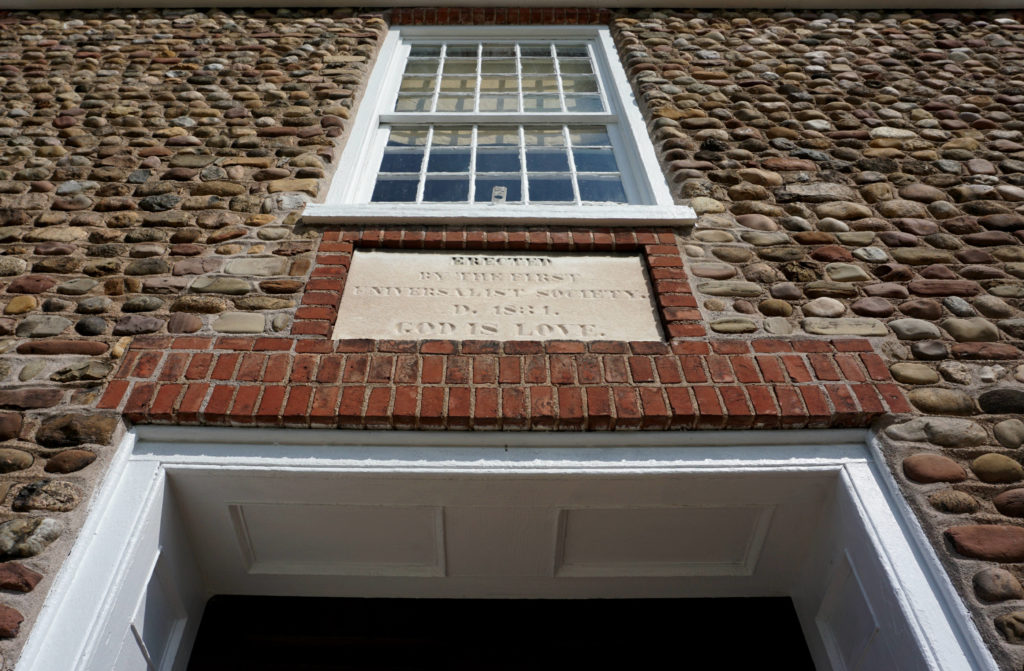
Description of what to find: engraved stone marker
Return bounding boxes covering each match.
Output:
[333,250,663,341]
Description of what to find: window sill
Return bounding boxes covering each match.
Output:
[300,203,697,228]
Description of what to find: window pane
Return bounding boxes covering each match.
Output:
[562,76,598,93]
[528,177,574,202]
[480,59,516,74]
[519,45,551,58]
[477,127,519,146]
[579,176,627,203]
[522,76,560,93]
[445,45,477,58]
[481,45,515,58]
[395,95,431,112]
[524,128,564,146]
[523,95,562,112]
[564,95,603,113]
[475,178,523,203]
[478,95,518,113]
[399,77,435,93]
[573,148,618,172]
[409,45,441,57]
[435,95,474,112]
[431,128,473,146]
[520,58,555,74]
[379,150,425,173]
[526,149,570,172]
[427,150,471,172]
[477,150,521,173]
[479,76,518,93]
[404,60,439,75]
[443,59,476,74]
[558,59,593,74]
[441,76,475,93]
[372,177,418,202]
[423,177,469,202]
[568,126,610,146]
[556,45,589,57]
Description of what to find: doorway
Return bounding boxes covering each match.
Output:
[16,427,997,671]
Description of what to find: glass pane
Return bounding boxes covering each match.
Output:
[558,59,593,74]
[479,76,518,93]
[478,127,519,146]
[441,76,475,93]
[427,150,471,172]
[399,77,435,93]
[423,177,469,202]
[443,59,477,74]
[522,76,560,93]
[556,45,588,57]
[387,128,429,147]
[519,45,551,58]
[524,128,564,146]
[481,59,516,74]
[562,76,598,93]
[520,58,555,74]
[446,45,478,58]
[523,95,562,112]
[526,149,570,172]
[379,150,424,173]
[404,60,439,75]
[573,148,618,172]
[395,95,431,112]
[409,45,441,57]
[435,95,473,112]
[529,177,574,202]
[475,178,523,203]
[564,95,603,113]
[579,176,627,203]
[431,128,473,146]
[478,95,518,112]
[481,45,515,58]
[568,126,610,146]
[477,150,521,172]
[372,178,418,202]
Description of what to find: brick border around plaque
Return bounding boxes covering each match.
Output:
[101,226,911,430]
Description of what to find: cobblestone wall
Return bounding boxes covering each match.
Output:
[0,7,1023,669]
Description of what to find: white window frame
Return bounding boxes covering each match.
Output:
[301,25,695,227]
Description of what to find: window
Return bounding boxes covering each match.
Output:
[302,26,694,226]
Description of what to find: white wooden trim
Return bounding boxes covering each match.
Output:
[16,427,998,671]
[301,202,695,226]
[6,1,1016,8]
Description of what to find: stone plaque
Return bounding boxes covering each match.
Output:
[333,250,663,341]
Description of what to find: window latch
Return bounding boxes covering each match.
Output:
[491,186,507,205]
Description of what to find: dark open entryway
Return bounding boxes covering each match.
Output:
[187,596,815,670]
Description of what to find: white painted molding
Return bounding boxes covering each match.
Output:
[1,1,1020,8]
[300,203,696,227]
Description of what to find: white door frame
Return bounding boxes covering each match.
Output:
[16,427,996,671]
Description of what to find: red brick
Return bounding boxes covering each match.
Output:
[637,387,670,429]
[157,352,189,382]
[123,383,156,420]
[530,386,556,429]
[667,324,706,337]
[150,384,183,421]
[132,336,172,350]
[97,379,129,410]
[602,356,629,383]
[364,387,394,427]
[315,355,343,384]
[707,355,735,383]
[721,387,754,428]
[378,340,418,353]
[731,355,761,384]
[282,386,312,423]
[309,387,340,424]
[421,355,445,384]
[755,355,786,383]
[498,356,521,384]
[419,388,446,429]
[170,337,213,350]
[780,355,812,383]
[185,353,215,381]
[672,341,710,355]
[546,341,585,354]
[447,387,472,427]
[337,386,366,426]
[422,340,457,354]
[585,387,612,430]
[471,356,497,384]
[851,385,885,415]
[774,386,807,426]
[296,341,333,354]
[392,386,419,428]
[800,387,833,427]
[502,388,527,429]
[590,341,628,354]
[236,353,266,382]
[860,353,891,381]
[215,337,255,351]
[116,352,143,377]
[367,354,395,383]
[289,354,317,383]
[630,341,670,355]
[832,339,873,352]
[342,354,369,383]
[179,383,211,423]
[747,386,780,428]
[557,387,584,429]
[505,341,544,354]
[133,351,163,379]
[693,386,725,429]
[679,356,708,383]
[666,387,694,428]
[612,387,642,429]
[211,353,240,381]
[445,356,471,384]
[524,355,548,384]
[653,355,682,384]
[204,385,236,422]
[628,356,655,383]
[262,353,291,383]
[335,339,374,353]
[230,385,261,423]
[291,322,331,337]
[752,340,792,353]
[463,341,501,354]
[474,387,501,428]
[576,355,602,384]
[255,386,286,423]
[877,383,913,414]
[394,355,420,384]
[711,341,750,355]
[808,354,841,381]
[834,353,867,383]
